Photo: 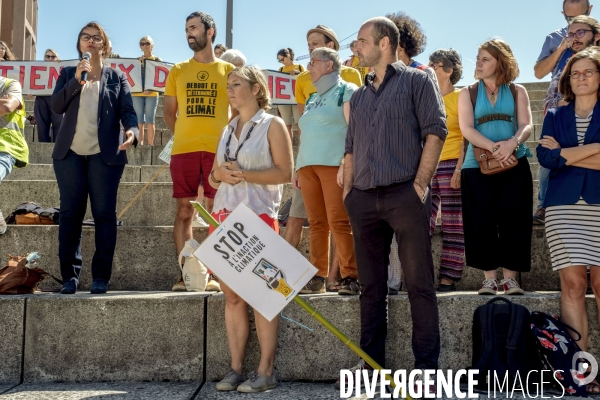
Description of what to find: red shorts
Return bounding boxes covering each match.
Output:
[209,210,279,234]
[170,151,217,199]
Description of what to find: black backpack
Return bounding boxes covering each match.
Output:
[471,297,543,389]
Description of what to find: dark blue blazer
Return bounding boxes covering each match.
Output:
[536,102,600,207]
[51,66,138,165]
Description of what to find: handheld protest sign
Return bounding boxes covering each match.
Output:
[193,202,404,396]
[193,203,317,321]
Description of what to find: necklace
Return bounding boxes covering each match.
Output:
[224,122,257,162]
[483,82,499,102]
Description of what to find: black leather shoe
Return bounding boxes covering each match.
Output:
[90,280,109,294]
[60,279,77,294]
[437,282,456,292]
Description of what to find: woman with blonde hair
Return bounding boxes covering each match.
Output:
[0,41,16,61]
[209,66,292,393]
[458,39,533,295]
[132,35,161,145]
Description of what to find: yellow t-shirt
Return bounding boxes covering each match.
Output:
[440,88,463,161]
[165,58,235,155]
[279,64,306,74]
[133,55,162,97]
[295,65,362,105]
[349,56,371,84]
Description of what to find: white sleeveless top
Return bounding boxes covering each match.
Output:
[213,109,282,219]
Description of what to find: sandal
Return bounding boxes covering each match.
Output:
[587,379,600,395]
[327,281,341,292]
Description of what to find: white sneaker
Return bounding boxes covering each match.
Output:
[0,210,6,235]
[192,216,209,228]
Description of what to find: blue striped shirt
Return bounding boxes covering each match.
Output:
[345,61,447,190]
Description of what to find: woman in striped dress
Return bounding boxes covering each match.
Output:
[538,49,600,394]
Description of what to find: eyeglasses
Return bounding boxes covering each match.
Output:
[140,42,151,46]
[79,34,103,43]
[567,29,593,39]
[44,55,57,60]
[570,69,599,79]
[277,57,285,63]
[309,59,324,66]
[428,63,443,71]
[565,10,591,23]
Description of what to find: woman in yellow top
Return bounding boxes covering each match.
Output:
[428,49,466,292]
[276,48,305,139]
[132,35,161,145]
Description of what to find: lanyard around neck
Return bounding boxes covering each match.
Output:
[224,121,257,162]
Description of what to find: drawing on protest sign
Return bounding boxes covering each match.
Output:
[144,59,173,92]
[0,58,143,94]
[193,203,317,321]
[265,69,297,106]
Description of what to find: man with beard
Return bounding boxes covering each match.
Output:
[337,17,446,395]
[533,0,593,224]
[164,11,234,291]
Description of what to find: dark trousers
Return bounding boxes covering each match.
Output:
[34,96,63,142]
[344,180,440,369]
[53,151,124,283]
[461,157,533,272]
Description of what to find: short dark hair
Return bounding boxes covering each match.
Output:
[214,44,228,53]
[277,47,295,61]
[76,22,110,59]
[187,11,217,42]
[386,11,427,58]
[563,0,591,12]
[570,15,600,46]
[368,17,399,55]
[429,48,463,84]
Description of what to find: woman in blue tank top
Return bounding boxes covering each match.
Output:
[458,39,534,296]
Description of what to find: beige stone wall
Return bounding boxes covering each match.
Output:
[0,0,37,60]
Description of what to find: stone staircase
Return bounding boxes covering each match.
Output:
[3,81,596,399]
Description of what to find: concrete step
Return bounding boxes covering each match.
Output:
[520,81,550,91]
[208,292,597,382]
[528,89,546,101]
[0,292,207,384]
[0,382,202,399]
[0,181,176,226]
[2,292,597,385]
[0,222,554,293]
[6,164,172,183]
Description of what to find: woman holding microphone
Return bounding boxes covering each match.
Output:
[51,22,138,294]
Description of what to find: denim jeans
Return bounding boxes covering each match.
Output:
[53,151,124,283]
[537,165,550,210]
[132,96,159,124]
[344,180,440,369]
[0,152,16,183]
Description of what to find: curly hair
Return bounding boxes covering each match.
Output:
[477,38,520,85]
[229,66,271,111]
[429,48,463,85]
[385,11,427,58]
[559,47,600,102]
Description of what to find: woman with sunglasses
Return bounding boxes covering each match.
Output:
[34,49,63,142]
[209,66,292,392]
[51,22,138,294]
[427,49,466,292]
[132,36,161,145]
[276,48,305,139]
[0,40,16,61]
[538,48,600,394]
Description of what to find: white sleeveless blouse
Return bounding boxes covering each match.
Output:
[213,109,282,219]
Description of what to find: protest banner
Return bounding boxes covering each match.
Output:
[0,58,143,94]
[193,203,317,321]
[144,59,173,92]
[264,69,297,106]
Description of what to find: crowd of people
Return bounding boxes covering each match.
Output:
[1,0,600,394]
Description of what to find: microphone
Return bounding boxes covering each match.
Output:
[80,52,91,84]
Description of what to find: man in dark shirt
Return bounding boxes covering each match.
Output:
[341,17,447,392]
